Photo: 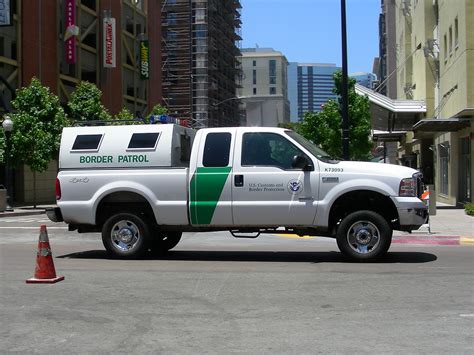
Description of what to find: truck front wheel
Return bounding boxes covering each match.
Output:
[102,213,150,259]
[336,210,392,261]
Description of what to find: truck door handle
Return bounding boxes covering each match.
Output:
[234,175,244,187]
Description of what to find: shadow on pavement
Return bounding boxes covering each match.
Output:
[57,250,437,263]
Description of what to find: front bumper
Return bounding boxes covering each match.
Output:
[46,207,64,223]
[397,207,428,230]
[390,196,429,231]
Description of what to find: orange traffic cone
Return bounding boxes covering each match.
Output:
[26,225,64,284]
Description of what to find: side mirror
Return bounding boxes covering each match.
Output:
[292,155,313,171]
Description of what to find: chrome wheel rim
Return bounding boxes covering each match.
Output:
[111,220,141,252]
[346,220,380,254]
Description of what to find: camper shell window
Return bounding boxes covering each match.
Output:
[127,133,160,150]
[71,134,103,151]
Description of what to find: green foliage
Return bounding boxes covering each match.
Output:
[0,129,5,164]
[299,70,373,160]
[68,81,111,122]
[148,104,168,119]
[112,107,143,125]
[0,77,69,172]
[465,203,474,216]
[114,107,134,121]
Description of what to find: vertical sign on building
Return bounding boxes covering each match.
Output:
[140,40,149,80]
[64,0,76,63]
[103,17,116,68]
[0,0,11,26]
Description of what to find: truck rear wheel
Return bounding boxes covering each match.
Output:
[102,213,150,259]
[336,210,392,261]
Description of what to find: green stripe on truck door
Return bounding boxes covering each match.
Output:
[190,167,232,225]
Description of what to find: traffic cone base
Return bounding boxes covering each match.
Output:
[26,225,64,284]
[26,276,65,284]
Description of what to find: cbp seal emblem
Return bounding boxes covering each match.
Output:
[287,179,302,194]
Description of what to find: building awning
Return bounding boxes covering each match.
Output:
[413,118,471,132]
[355,84,426,113]
[355,84,426,131]
[372,130,407,142]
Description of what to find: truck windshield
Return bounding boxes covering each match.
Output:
[285,131,338,163]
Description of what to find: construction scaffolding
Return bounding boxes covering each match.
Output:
[161,0,193,122]
[162,0,242,128]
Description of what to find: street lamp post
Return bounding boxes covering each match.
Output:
[2,116,13,212]
[340,0,350,160]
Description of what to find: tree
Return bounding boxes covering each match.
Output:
[2,77,69,171]
[299,71,372,160]
[0,78,69,205]
[68,81,111,122]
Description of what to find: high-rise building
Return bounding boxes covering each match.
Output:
[350,72,377,89]
[377,0,397,98]
[0,0,162,117]
[238,48,290,127]
[161,0,242,128]
[0,0,163,203]
[392,0,473,205]
[287,63,340,122]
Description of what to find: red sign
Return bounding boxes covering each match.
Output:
[64,0,76,64]
[103,18,116,68]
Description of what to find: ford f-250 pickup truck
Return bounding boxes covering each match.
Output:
[48,124,428,261]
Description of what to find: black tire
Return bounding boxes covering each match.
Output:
[150,231,182,255]
[102,212,151,259]
[336,210,392,262]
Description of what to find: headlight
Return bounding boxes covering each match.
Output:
[399,177,417,197]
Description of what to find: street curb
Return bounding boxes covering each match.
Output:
[0,210,46,218]
[392,236,461,245]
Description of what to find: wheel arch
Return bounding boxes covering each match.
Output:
[95,190,157,227]
[328,190,399,233]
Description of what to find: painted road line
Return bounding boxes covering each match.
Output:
[392,237,459,245]
[276,234,315,240]
[460,237,474,245]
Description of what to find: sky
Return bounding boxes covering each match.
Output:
[240,0,381,74]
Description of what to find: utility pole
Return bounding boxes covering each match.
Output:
[340,0,350,160]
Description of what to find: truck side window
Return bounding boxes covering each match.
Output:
[128,133,160,150]
[72,134,103,151]
[202,133,231,167]
[242,132,308,169]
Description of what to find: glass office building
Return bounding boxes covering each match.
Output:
[288,63,340,122]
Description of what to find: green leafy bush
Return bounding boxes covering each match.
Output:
[465,203,474,216]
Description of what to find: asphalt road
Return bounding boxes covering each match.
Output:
[1,216,473,354]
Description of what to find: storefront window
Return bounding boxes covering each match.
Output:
[439,143,449,195]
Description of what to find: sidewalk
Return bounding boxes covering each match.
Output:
[0,205,55,218]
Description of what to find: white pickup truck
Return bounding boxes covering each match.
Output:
[48,124,428,261]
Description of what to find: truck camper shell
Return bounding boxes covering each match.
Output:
[59,124,196,170]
